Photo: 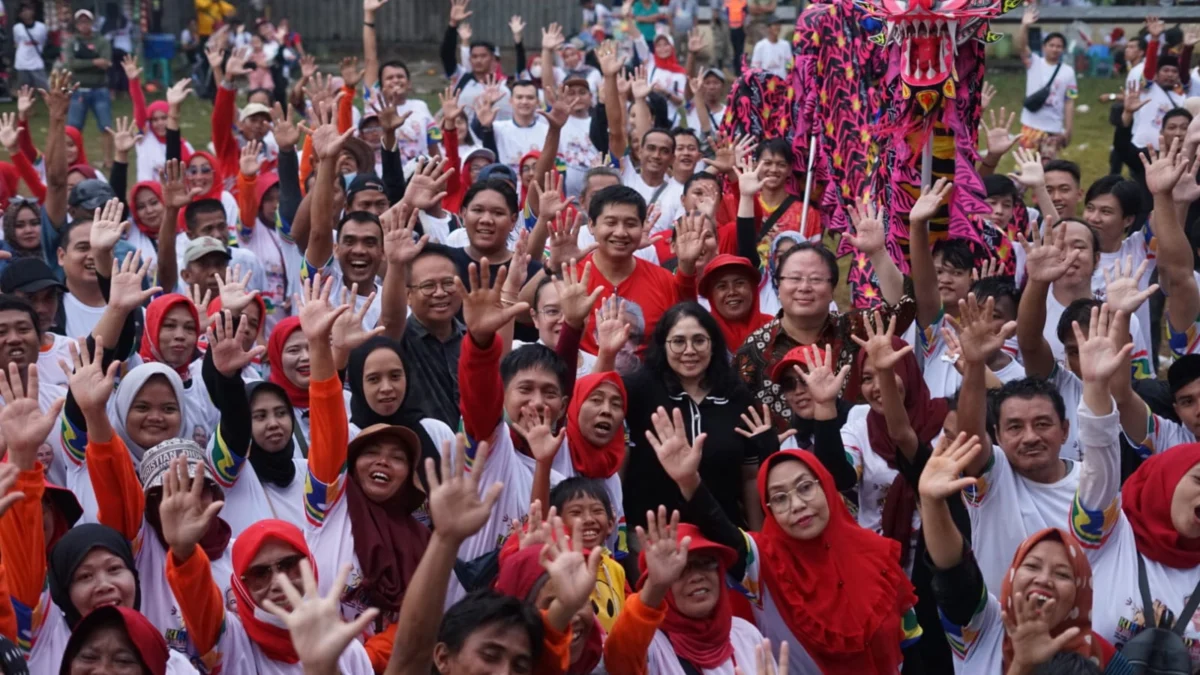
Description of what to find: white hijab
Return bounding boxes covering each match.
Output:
[107,362,191,464]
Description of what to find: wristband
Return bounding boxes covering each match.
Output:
[364,21,375,27]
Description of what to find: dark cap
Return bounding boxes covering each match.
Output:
[345,173,386,201]
[701,67,727,82]
[0,257,66,295]
[1169,354,1200,396]
[563,69,592,87]
[477,163,518,185]
[68,179,117,210]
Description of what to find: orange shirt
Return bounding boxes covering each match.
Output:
[726,0,748,28]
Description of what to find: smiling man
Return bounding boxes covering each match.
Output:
[57,218,106,339]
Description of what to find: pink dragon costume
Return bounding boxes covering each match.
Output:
[723,0,1023,306]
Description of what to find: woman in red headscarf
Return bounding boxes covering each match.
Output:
[519,150,541,210]
[61,606,174,675]
[127,62,194,183]
[163,476,375,675]
[266,316,313,442]
[651,405,921,674]
[139,294,202,381]
[556,372,628,541]
[647,34,687,108]
[125,181,166,263]
[604,508,771,674]
[1071,380,1200,669]
[699,254,772,354]
[919,432,1127,673]
[175,150,241,233]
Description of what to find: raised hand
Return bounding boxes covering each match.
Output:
[972,257,1002,282]
[1003,591,1081,673]
[1073,303,1133,385]
[980,107,1017,163]
[107,116,142,156]
[596,40,623,77]
[64,337,121,422]
[516,501,554,550]
[736,155,765,196]
[437,86,462,129]
[556,261,604,329]
[209,310,266,376]
[474,91,499,128]
[0,363,64,470]
[630,64,651,100]
[1174,156,1200,205]
[1102,256,1158,315]
[39,70,78,119]
[110,251,162,312]
[214,265,260,315]
[159,456,225,554]
[796,344,851,405]
[166,78,193,109]
[845,201,886,256]
[298,54,318,80]
[636,506,690,606]
[121,53,143,81]
[1021,3,1039,26]
[541,22,564,51]
[262,561,380,675]
[1124,81,1149,115]
[330,285,386,354]
[239,139,263,177]
[298,273,351,342]
[674,212,707,268]
[402,157,453,211]
[270,103,302,150]
[511,404,566,464]
[373,90,413,136]
[457,260,530,339]
[538,88,578,129]
[539,517,604,619]
[547,211,596,271]
[224,46,253,79]
[382,202,428,267]
[1141,135,1188,196]
[595,295,633,355]
[1018,224,1081,285]
[16,85,35,120]
[426,434,504,543]
[850,311,913,371]
[1146,14,1165,37]
[645,406,705,489]
[186,285,213,320]
[952,293,1017,365]
[981,81,997,110]
[90,197,129,253]
[457,22,473,44]
[749,640,790,675]
[339,56,365,89]
[161,159,202,211]
[735,403,776,439]
[909,178,953,226]
[299,99,355,161]
[0,112,21,154]
[531,169,575,221]
[918,432,982,501]
[1008,147,1045,188]
[688,27,708,54]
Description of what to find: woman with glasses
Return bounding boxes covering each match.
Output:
[160,458,374,674]
[647,407,922,674]
[173,150,240,233]
[619,302,778,535]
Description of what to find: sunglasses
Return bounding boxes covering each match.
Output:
[239,553,307,591]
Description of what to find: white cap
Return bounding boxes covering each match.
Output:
[74,9,94,20]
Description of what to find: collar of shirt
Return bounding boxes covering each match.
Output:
[407,316,466,342]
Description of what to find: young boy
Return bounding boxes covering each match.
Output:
[549,477,628,632]
[750,15,791,78]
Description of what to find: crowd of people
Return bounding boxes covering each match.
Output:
[0,0,1198,674]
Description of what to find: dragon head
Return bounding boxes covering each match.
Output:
[876,0,1012,92]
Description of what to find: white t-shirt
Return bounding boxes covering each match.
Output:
[644,618,766,674]
[207,444,308,536]
[1133,81,1186,149]
[238,215,296,334]
[686,104,727,134]
[1043,288,1153,381]
[173,234,267,302]
[920,312,1026,398]
[493,117,550,174]
[559,115,601,198]
[1050,364,1084,462]
[1126,61,1146,89]
[1071,401,1200,671]
[620,161,683,225]
[964,443,1080,595]
[199,611,374,675]
[944,584,1006,675]
[136,133,195,184]
[1093,232,1157,362]
[751,38,792,79]
[1020,54,1078,134]
[62,292,106,339]
[123,224,160,269]
[840,406,922,564]
[393,98,437,163]
[12,22,46,71]
[38,333,74,388]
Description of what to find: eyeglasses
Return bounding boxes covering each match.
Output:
[666,335,711,354]
[186,165,214,176]
[683,556,720,573]
[240,553,307,591]
[766,480,821,513]
[537,306,563,319]
[778,376,805,393]
[778,276,832,289]
[408,278,457,296]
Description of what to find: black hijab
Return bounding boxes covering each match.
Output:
[48,524,141,628]
[245,380,299,488]
[346,337,441,489]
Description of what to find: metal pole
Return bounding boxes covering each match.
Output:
[921,132,933,188]
[800,133,818,227]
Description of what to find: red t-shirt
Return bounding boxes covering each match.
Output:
[576,256,697,356]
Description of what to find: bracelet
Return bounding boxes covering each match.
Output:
[364,21,375,27]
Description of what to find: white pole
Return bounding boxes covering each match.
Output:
[800,134,818,227]
[921,132,933,189]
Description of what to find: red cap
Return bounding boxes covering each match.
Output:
[770,345,819,382]
[698,254,760,297]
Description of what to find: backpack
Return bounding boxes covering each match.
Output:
[1121,555,1200,675]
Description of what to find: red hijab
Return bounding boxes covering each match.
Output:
[230,520,314,663]
[65,606,170,675]
[494,543,605,674]
[65,126,88,165]
[176,151,225,232]
[845,336,948,566]
[0,162,18,211]
[267,316,309,409]
[146,101,170,142]
[652,36,688,74]
[699,254,772,351]
[1122,442,1200,569]
[752,450,916,674]
[68,163,98,181]
[129,181,165,237]
[207,295,268,343]
[139,294,200,379]
[566,372,627,479]
[1000,529,1116,672]
[637,524,737,669]
[255,171,281,226]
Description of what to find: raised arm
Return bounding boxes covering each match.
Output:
[1144,139,1199,333]
[302,101,356,270]
[1010,147,1059,226]
[846,201,905,305]
[598,42,628,159]
[541,24,565,100]
[202,311,266,488]
[40,70,73,229]
[165,79,192,163]
[157,160,197,294]
[362,0,388,91]
[851,313,919,459]
[378,203,426,340]
[1016,225,1080,378]
[1015,5,1036,68]
[385,434,503,675]
[122,55,148,131]
[978,108,1018,177]
[907,179,952,328]
[956,294,1017,476]
[441,0,473,78]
